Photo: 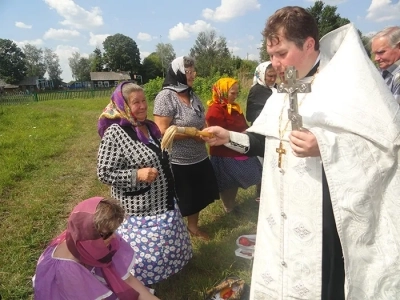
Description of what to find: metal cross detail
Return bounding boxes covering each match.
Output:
[276,141,286,169]
[277,66,312,131]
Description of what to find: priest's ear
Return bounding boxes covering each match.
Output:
[303,37,316,52]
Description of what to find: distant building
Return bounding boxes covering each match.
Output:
[90,71,131,88]
[18,77,54,91]
[0,78,19,93]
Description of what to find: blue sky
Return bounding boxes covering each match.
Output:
[0,0,398,81]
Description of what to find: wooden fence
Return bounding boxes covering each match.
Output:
[0,89,113,105]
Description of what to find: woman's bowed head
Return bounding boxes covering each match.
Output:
[33,197,159,300]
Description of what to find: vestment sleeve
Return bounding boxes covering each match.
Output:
[223,131,265,157]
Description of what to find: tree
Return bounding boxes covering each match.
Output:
[307,1,350,38]
[155,43,176,77]
[90,47,103,72]
[23,44,46,78]
[68,51,80,81]
[68,52,91,82]
[259,37,270,62]
[77,57,91,81]
[103,34,141,76]
[190,30,232,77]
[44,48,63,87]
[142,52,163,83]
[0,39,26,83]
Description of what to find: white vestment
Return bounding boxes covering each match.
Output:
[247,24,400,299]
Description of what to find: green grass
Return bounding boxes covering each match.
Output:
[0,93,258,300]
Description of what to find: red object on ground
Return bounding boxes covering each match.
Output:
[239,237,255,247]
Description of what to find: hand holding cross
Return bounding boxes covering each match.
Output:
[277,66,312,131]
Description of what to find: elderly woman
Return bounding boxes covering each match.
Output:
[33,197,159,300]
[153,56,219,241]
[206,78,262,212]
[246,61,277,124]
[246,62,277,200]
[97,82,192,286]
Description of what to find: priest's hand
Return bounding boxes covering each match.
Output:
[289,129,320,157]
[201,126,230,146]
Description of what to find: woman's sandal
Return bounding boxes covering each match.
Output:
[187,227,210,241]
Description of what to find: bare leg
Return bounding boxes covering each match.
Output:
[220,187,239,213]
[187,212,209,240]
[256,183,261,201]
[187,213,200,233]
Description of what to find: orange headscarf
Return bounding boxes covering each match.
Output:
[207,78,242,114]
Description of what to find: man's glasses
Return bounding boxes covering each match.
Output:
[99,231,114,240]
[185,70,196,76]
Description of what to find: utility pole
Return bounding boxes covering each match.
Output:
[159,35,165,78]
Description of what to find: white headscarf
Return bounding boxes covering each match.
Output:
[252,61,272,87]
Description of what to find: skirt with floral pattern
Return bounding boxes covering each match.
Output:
[117,202,192,286]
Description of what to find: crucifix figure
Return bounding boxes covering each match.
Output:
[276,141,286,169]
[277,66,312,131]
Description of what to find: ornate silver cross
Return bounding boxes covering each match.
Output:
[277,66,312,131]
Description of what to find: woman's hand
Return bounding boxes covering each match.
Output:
[137,168,159,183]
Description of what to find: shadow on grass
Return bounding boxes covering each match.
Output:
[153,187,259,300]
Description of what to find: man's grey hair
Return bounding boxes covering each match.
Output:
[371,26,400,48]
[122,82,143,103]
[183,56,195,68]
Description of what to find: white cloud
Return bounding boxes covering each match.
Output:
[202,0,260,22]
[365,31,377,37]
[14,39,43,48]
[248,53,258,61]
[44,0,103,29]
[54,45,88,82]
[247,35,254,41]
[15,21,32,29]
[89,32,110,47]
[366,0,400,22]
[168,20,214,40]
[137,32,152,41]
[229,46,241,54]
[141,51,151,61]
[43,28,80,41]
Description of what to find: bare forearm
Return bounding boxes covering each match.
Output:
[125,275,160,300]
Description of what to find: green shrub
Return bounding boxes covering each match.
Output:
[143,77,163,102]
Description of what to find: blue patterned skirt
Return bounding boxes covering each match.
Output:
[210,156,262,192]
[117,202,192,285]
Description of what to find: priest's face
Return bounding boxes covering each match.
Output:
[267,28,317,80]
[371,37,400,70]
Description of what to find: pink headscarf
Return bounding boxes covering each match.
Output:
[55,197,139,300]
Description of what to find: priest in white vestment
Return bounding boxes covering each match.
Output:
[203,6,400,300]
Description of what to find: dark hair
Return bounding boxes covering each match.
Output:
[266,64,275,71]
[263,6,319,51]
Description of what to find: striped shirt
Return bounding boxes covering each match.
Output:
[381,59,400,104]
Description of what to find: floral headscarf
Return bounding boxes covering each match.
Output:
[97,81,161,143]
[252,61,272,87]
[207,78,242,114]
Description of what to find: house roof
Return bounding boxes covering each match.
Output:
[90,71,131,81]
[19,76,39,86]
[0,79,18,89]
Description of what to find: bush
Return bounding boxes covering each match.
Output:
[143,77,163,102]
